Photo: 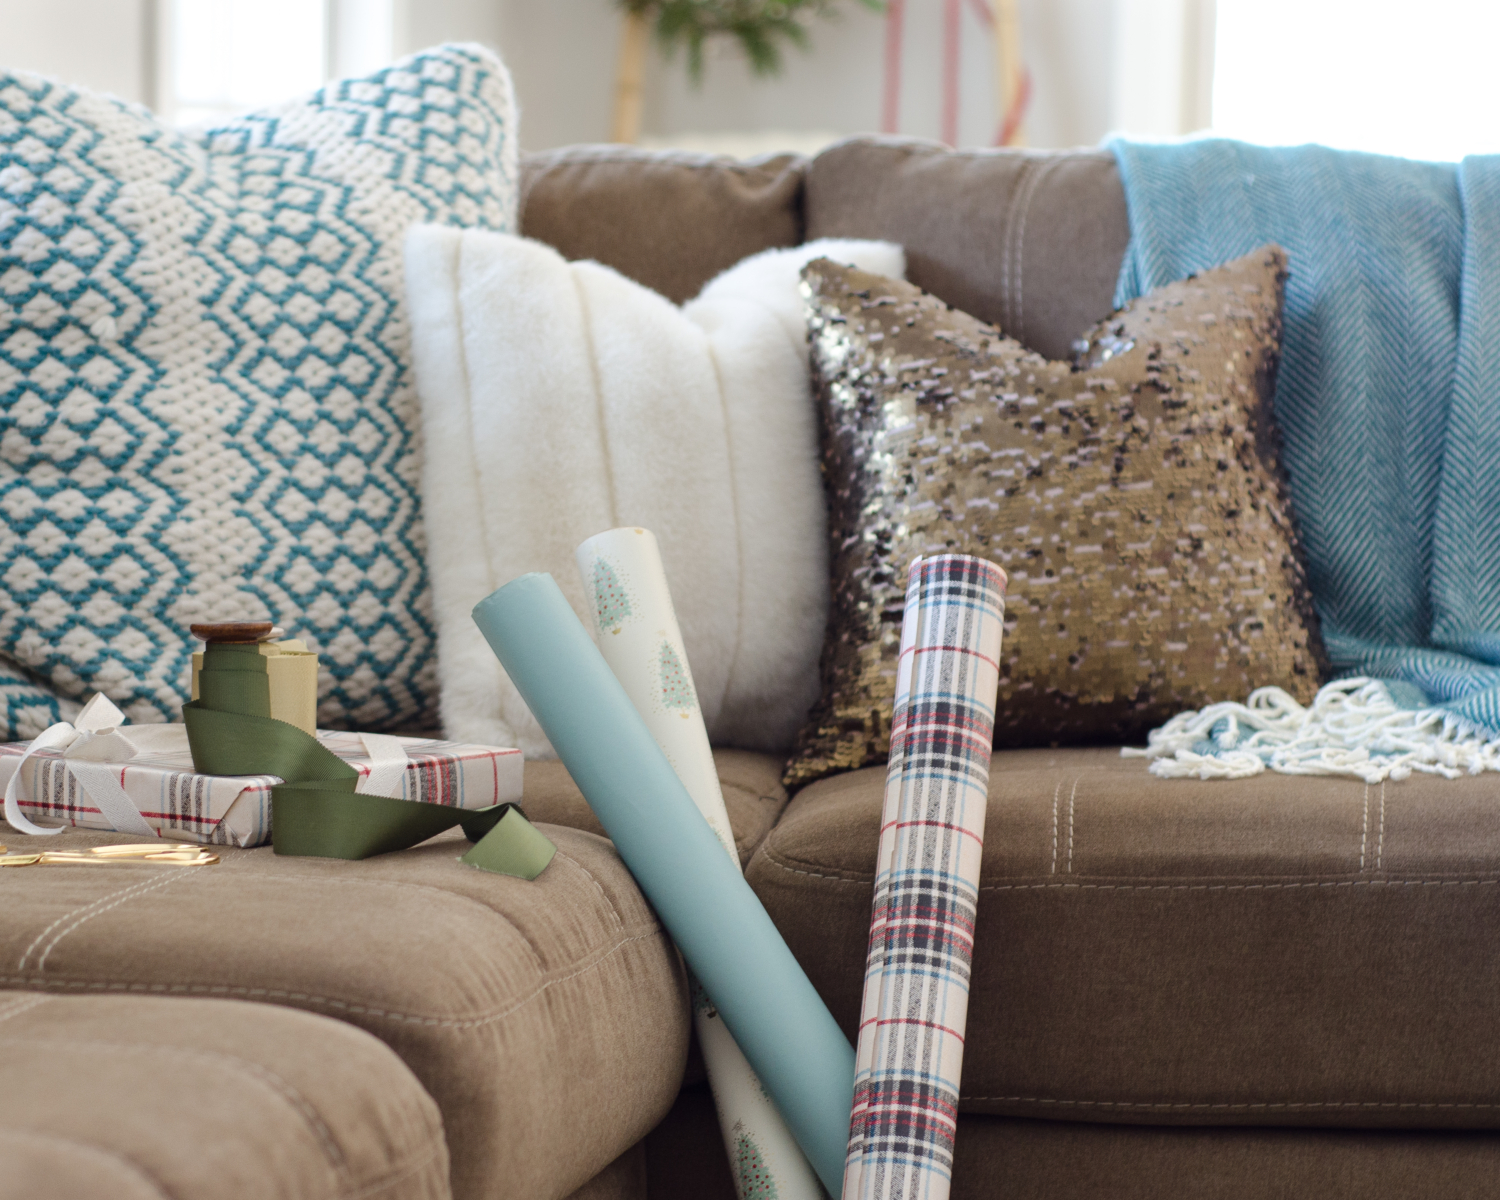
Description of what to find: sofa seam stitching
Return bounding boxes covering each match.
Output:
[18,869,198,972]
[0,992,49,1024]
[1378,780,1387,870]
[1360,783,1369,872]
[0,927,668,1030]
[0,1126,174,1199]
[552,848,625,934]
[962,1095,1500,1110]
[336,1137,447,1200]
[32,867,210,973]
[4,1035,349,1181]
[1011,155,1057,346]
[756,849,1500,890]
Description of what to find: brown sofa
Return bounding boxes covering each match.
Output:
[5,136,1499,1200]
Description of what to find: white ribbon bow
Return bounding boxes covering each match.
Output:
[2,694,185,838]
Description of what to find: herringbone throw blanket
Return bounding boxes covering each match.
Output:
[844,555,1005,1200]
[1112,139,1500,736]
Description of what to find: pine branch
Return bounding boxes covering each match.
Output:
[621,0,884,84]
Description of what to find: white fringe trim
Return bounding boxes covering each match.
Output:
[1121,678,1500,783]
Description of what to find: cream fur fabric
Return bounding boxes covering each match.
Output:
[404,230,905,756]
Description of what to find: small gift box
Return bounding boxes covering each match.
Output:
[0,698,523,848]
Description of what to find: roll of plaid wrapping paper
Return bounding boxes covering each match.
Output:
[844,555,1006,1200]
[472,572,855,1195]
[576,528,826,1200]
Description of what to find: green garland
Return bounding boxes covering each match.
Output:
[620,0,883,82]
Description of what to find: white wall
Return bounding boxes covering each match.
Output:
[402,0,1125,153]
[0,0,1209,152]
[0,0,154,105]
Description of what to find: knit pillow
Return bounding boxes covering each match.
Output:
[0,45,518,737]
[786,246,1328,787]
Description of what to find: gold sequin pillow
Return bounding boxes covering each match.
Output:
[786,245,1327,788]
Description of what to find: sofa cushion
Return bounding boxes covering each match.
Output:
[520,146,805,304]
[0,992,449,1200]
[0,46,521,738]
[0,820,688,1200]
[749,748,1500,1128]
[947,1117,1500,1200]
[804,138,1129,362]
[643,1107,1500,1200]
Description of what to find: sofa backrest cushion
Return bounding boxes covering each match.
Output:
[804,138,1130,362]
[520,146,805,304]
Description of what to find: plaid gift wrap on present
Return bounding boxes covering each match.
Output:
[0,731,523,848]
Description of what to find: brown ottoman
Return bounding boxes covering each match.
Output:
[0,993,448,1200]
[0,749,788,1200]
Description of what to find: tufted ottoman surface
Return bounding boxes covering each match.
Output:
[0,818,690,1200]
[0,992,450,1200]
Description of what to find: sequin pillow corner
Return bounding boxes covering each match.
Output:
[786,245,1328,788]
[0,44,519,738]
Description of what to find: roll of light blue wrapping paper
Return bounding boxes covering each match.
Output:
[472,573,855,1194]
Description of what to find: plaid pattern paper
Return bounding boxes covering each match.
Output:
[844,555,1006,1200]
[0,733,522,848]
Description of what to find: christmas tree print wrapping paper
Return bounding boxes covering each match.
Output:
[470,571,854,1195]
[844,555,1006,1200]
[577,528,824,1200]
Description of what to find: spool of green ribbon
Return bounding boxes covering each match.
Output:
[183,641,554,879]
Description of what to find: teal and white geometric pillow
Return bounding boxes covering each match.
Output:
[0,44,518,738]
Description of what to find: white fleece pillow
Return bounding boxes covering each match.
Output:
[404,230,905,756]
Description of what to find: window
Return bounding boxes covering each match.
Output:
[1212,0,1500,161]
[163,0,392,127]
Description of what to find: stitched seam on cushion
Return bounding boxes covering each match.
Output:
[1000,157,1036,334]
[1050,781,1060,875]
[1066,775,1079,874]
[202,861,664,977]
[6,1036,349,1182]
[1009,155,1056,346]
[0,992,48,1024]
[760,844,872,884]
[29,868,207,973]
[757,849,1500,891]
[552,849,625,934]
[1361,784,1369,872]
[17,869,198,971]
[0,1127,173,1199]
[962,1095,1500,1111]
[1378,781,1387,870]
[338,1137,447,1200]
[0,928,668,1030]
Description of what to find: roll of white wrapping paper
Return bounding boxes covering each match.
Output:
[844,554,1006,1200]
[576,528,826,1200]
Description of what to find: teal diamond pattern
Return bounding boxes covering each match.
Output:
[0,45,518,736]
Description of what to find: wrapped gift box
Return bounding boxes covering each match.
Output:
[0,731,523,848]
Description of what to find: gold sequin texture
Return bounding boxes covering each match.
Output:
[785,246,1328,789]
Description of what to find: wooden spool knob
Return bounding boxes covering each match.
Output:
[190,622,281,645]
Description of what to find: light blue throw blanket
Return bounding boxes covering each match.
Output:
[1111,138,1500,736]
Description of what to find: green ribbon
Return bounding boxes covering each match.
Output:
[184,645,554,878]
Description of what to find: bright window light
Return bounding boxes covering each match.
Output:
[1213,0,1500,162]
[172,0,328,127]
